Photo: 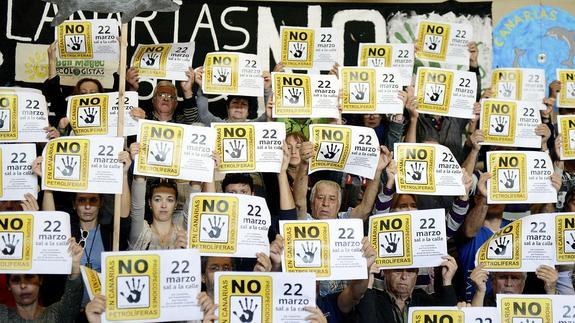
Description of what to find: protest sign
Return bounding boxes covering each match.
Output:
[203,52,263,97]
[135,120,215,182]
[280,26,339,70]
[414,67,477,118]
[0,87,49,143]
[131,42,194,80]
[102,249,202,323]
[0,144,37,201]
[415,20,473,67]
[42,136,124,194]
[81,265,102,301]
[556,115,575,160]
[213,122,285,173]
[408,306,498,323]
[187,193,270,258]
[369,209,447,269]
[215,272,315,323]
[557,69,575,108]
[394,143,465,196]
[0,211,71,274]
[309,124,380,180]
[497,294,574,323]
[487,151,556,204]
[271,72,339,119]
[340,67,406,114]
[358,43,415,84]
[280,219,366,281]
[492,68,546,102]
[479,99,544,148]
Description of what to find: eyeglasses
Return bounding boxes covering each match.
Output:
[157,92,177,100]
[79,228,89,249]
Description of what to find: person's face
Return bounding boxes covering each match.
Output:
[78,81,100,94]
[286,136,302,166]
[152,89,178,115]
[392,194,417,212]
[311,183,340,219]
[9,274,42,306]
[384,269,418,298]
[363,114,382,128]
[224,183,252,195]
[74,193,101,224]
[227,98,249,121]
[203,257,233,296]
[491,272,526,294]
[149,187,176,222]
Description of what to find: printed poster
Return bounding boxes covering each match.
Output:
[415,20,473,67]
[492,68,546,102]
[358,43,415,84]
[131,42,194,80]
[557,69,575,108]
[0,144,37,201]
[280,26,339,70]
[408,307,498,323]
[0,87,50,143]
[497,294,574,323]
[558,114,575,160]
[203,52,263,97]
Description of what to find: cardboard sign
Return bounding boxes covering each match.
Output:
[557,69,575,108]
[497,294,574,323]
[0,144,37,201]
[215,272,315,323]
[42,136,124,194]
[102,249,202,323]
[203,52,263,97]
[0,87,50,143]
[131,42,194,80]
[0,211,71,274]
[135,120,215,182]
[369,209,448,269]
[187,193,270,258]
[492,68,546,102]
[415,20,473,67]
[408,307,498,323]
[309,124,380,180]
[487,151,556,204]
[394,143,465,196]
[280,26,339,70]
[358,43,415,85]
[558,114,575,160]
[414,67,478,118]
[280,219,366,281]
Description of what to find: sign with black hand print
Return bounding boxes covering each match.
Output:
[0,211,71,274]
[369,209,447,269]
[358,43,414,85]
[0,143,37,201]
[102,249,202,322]
[496,294,575,323]
[187,193,271,258]
[491,68,546,102]
[56,21,93,59]
[415,20,472,67]
[280,26,339,70]
[0,87,49,143]
[215,272,315,323]
[203,52,263,97]
[556,213,575,263]
[280,219,366,280]
[557,69,575,108]
[557,115,575,160]
[408,306,498,323]
[131,42,194,80]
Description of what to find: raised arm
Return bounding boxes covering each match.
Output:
[293,142,313,219]
[119,151,132,218]
[460,172,489,238]
[278,143,296,210]
[337,237,375,313]
[195,67,224,125]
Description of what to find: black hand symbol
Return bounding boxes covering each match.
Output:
[225,140,244,159]
[381,233,400,253]
[0,111,7,128]
[1,234,19,256]
[372,58,384,67]
[567,233,575,250]
[150,142,170,162]
[426,85,443,102]
[353,84,366,101]
[489,236,510,255]
[492,116,507,133]
[425,36,440,51]
[79,107,98,124]
[501,83,513,97]
[143,53,158,66]
[120,278,145,303]
[290,43,304,58]
[296,241,318,264]
[499,170,517,189]
[233,297,258,323]
[56,156,77,177]
[216,68,229,83]
[285,88,301,104]
[320,143,340,159]
[67,35,83,51]
[406,163,424,181]
[569,83,575,97]
[202,216,225,239]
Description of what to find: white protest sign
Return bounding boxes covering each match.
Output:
[67,91,139,137]
[369,209,447,269]
[492,68,546,102]
[487,151,556,204]
[415,20,473,67]
[408,307,499,323]
[414,67,477,118]
[0,211,71,274]
[42,136,124,194]
[81,265,102,301]
[187,193,271,258]
[213,122,285,173]
[497,294,575,323]
[203,52,263,97]
[271,72,339,119]
[131,42,194,80]
[358,43,415,85]
[0,87,49,143]
[101,249,202,323]
[394,143,465,196]
[215,272,315,323]
[280,26,339,70]
[0,144,37,201]
[340,66,406,114]
[557,69,575,108]
[479,98,544,148]
[280,219,366,281]
[557,114,575,160]
[135,120,215,182]
[309,124,380,180]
